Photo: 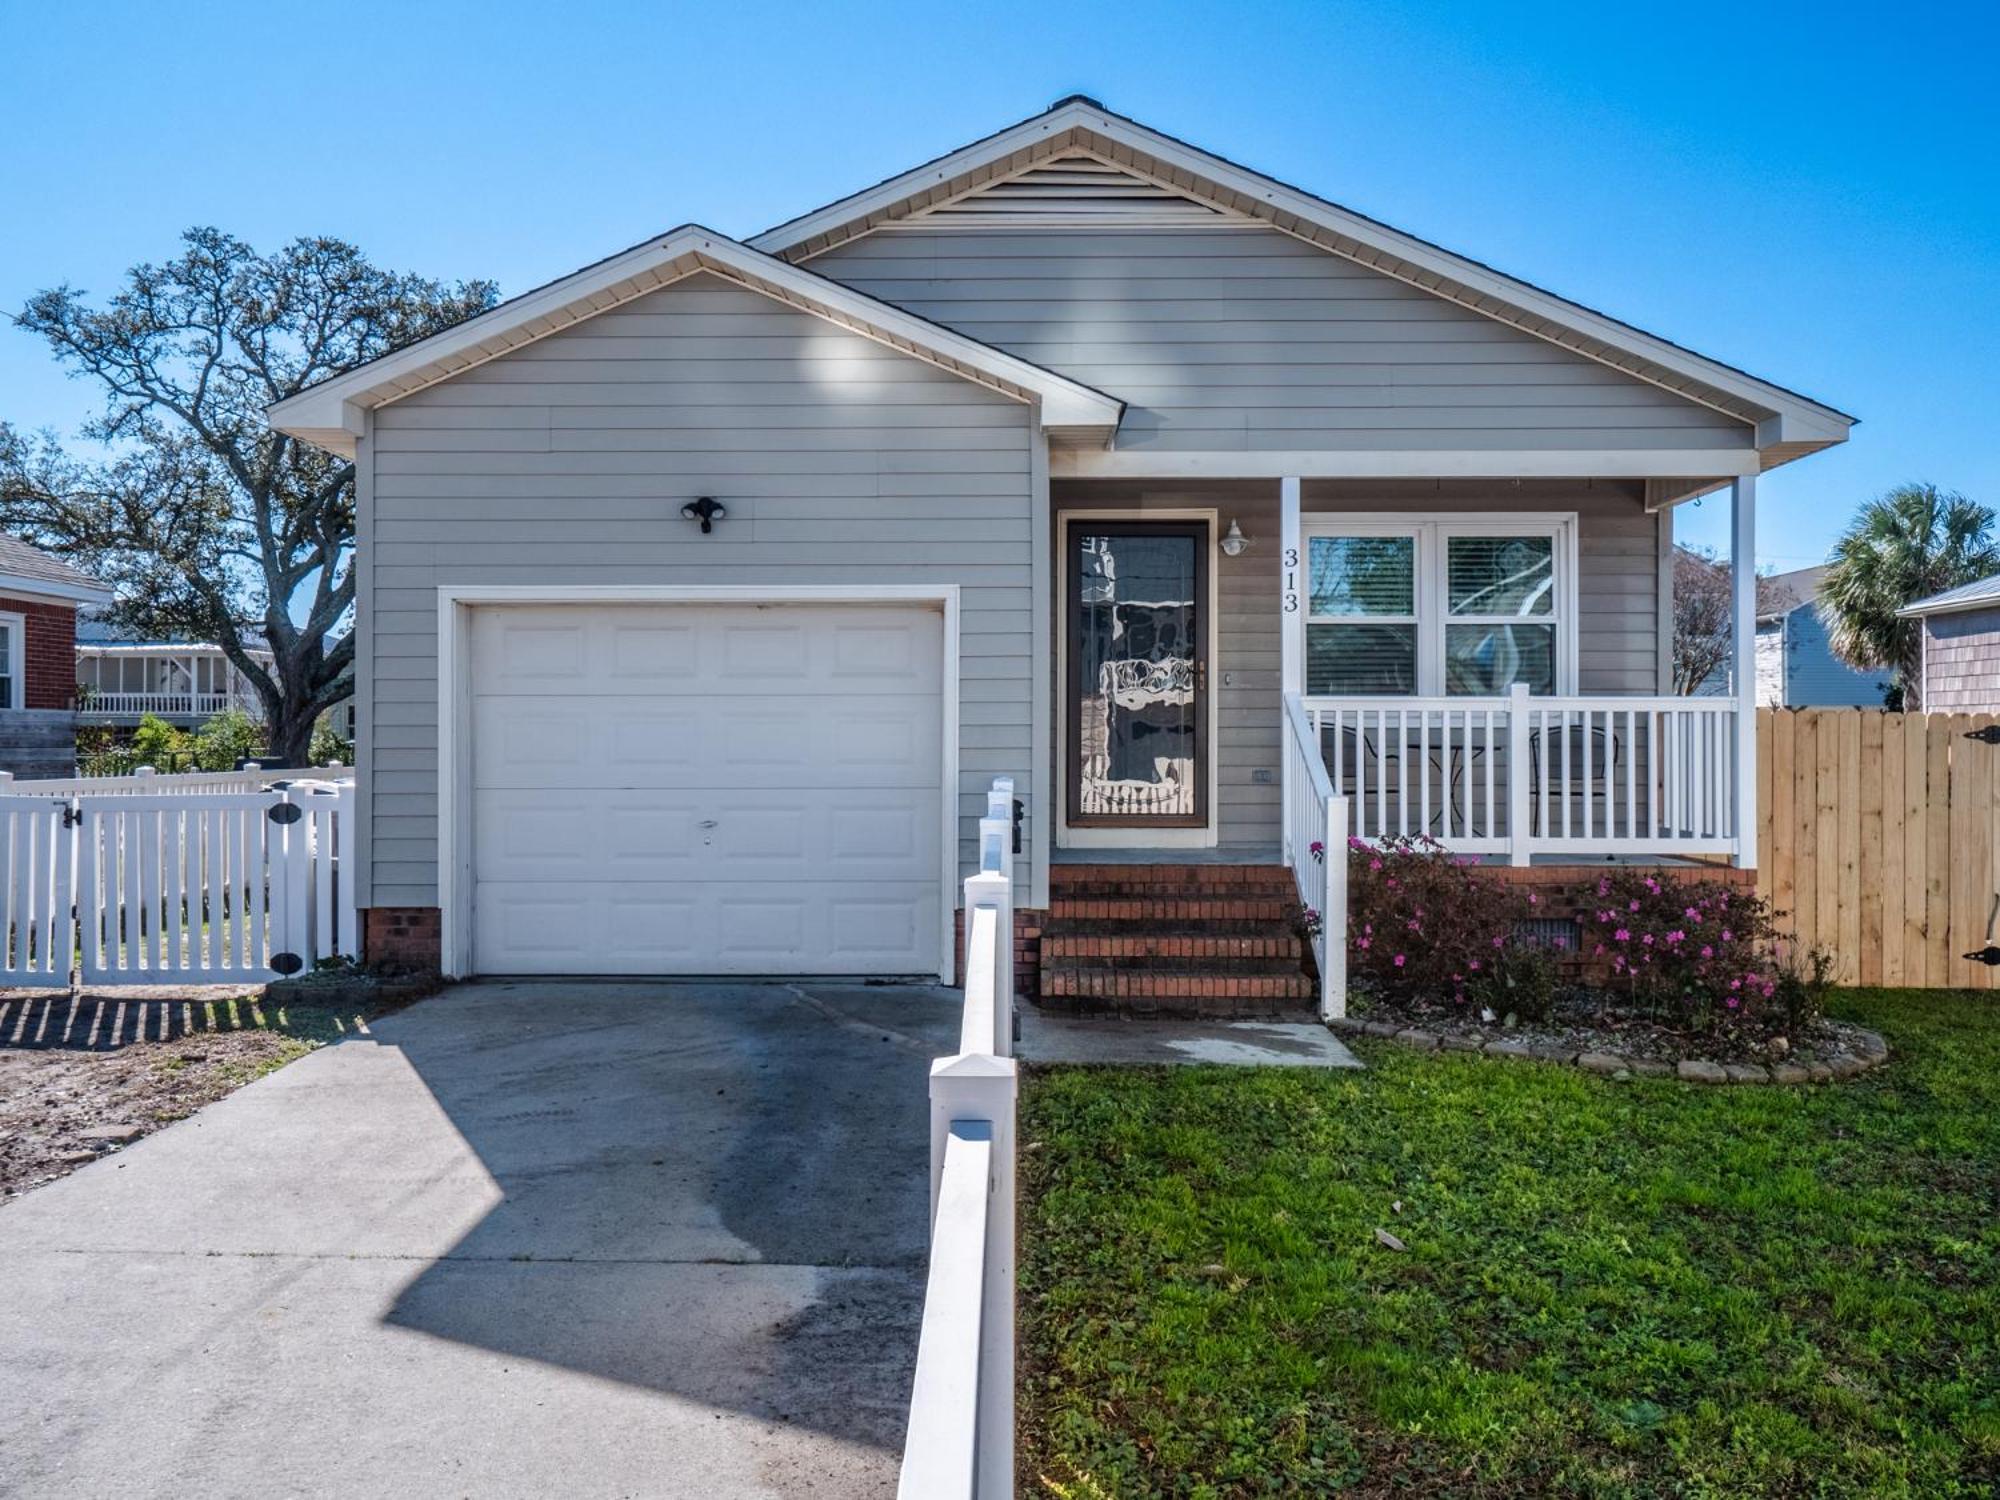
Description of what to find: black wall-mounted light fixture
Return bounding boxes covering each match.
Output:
[680,496,727,534]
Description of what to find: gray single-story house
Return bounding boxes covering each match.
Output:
[267,98,1852,991]
[1900,574,2000,712]
[1755,566,1893,708]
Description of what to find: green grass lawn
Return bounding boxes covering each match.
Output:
[1019,989,2000,1498]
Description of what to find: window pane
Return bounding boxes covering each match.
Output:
[1308,622,1418,694]
[1445,623,1555,695]
[1309,536,1414,616]
[1448,535,1553,616]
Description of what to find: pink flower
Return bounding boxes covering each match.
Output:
[1629,900,1642,912]
[1700,945,1714,959]
[1369,859,1383,872]
[1593,944,1605,957]
[1491,935,1505,948]
[1666,930,1685,945]
[1469,959,1482,971]
[1641,933,1654,945]
[1684,907,1702,922]
[1644,878,1661,894]
[1527,892,1539,905]
[1614,928,1631,943]
[1726,995,1740,1009]
[1394,954,1406,968]
[1408,919,1422,932]
[1721,929,1733,942]
[1358,937,1371,950]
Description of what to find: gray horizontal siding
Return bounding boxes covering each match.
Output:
[1056,479,1665,849]
[363,272,1036,909]
[809,229,1756,454]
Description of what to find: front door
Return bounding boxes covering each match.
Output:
[1064,520,1210,833]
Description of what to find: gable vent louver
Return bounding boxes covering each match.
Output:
[899,154,1253,229]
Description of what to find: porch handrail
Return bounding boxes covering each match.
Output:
[1302,685,1739,863]
[900,776,1019,1500]
[1281,693,1349,1020]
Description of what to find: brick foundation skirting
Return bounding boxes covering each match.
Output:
[954,905,1044,999]
[362,907,443,969]
[1478,863,1759,983]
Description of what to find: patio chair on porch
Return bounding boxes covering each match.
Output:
[1526,721,1623,837]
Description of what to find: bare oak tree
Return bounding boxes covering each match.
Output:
[1672,545,1783,695]
[0,229,495,764]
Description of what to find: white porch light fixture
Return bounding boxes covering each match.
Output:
[1220,518,1251,556]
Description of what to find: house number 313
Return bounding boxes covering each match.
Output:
[1282,546,1300,614]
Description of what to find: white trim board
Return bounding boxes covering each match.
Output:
[433,583,962,983]
[0,610,25,711]
[1055,509,1221,850]
[1052,448,1762,482]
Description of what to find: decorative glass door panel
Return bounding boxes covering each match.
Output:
[1066,522,1208,827]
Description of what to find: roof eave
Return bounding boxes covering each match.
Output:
[0,572,115,607]
[753,100,1855,451]
[266,226,1120,456]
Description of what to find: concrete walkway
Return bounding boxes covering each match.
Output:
[0,980,963,1500]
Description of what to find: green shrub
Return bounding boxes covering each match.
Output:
[309,711,353,766]
[192,708,267,771]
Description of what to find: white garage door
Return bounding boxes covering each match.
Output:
[468,602,945,975]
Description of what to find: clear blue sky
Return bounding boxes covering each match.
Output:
[2,0,1994,568]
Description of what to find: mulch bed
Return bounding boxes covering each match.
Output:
[1337,988,1888,1083]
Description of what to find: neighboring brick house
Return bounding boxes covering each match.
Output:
[1900,575,2000,711]
[0,533,115,777]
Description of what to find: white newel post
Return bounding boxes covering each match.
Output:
[1279,477,1302,863]
[971,825,1013,1057]
[1506,682,1532,866]
[1732,475,1757,865]
[1323,793,1349,1020]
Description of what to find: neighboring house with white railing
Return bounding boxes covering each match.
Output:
[0,533,115,777]
[74,616,274,726]
[263,96,1851,1005]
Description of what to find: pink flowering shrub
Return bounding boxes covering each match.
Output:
[1346,837,1557,1016]
[1580,869,1791,1034]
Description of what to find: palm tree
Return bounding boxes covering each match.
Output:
[1820,483,1998,710]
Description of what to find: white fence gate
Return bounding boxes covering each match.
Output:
[0,781,356,988]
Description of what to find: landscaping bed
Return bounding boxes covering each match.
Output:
[0,989,396,1199]
[1019,987,2000,1497]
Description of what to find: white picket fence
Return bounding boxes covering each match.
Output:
[0,778,357,987]
[899,777,1018,1500]
[0,765,328,797]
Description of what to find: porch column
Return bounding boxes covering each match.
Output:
[1280,477,1302,862]
[1731,474,1757,867]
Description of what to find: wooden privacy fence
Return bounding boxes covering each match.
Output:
[0,779,358,987]
[1758,708,2000,989]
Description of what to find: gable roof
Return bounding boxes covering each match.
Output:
[0,532,113,606]
[266,225,1124,457]
[753,97,1854,469]
[1898,574,2000,619]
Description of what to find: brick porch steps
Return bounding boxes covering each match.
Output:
[1038,862,1315,1019]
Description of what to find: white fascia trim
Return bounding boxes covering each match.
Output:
[433,583,963,982]
[0,574,114,607]
[1897,596,2000,620]
[268,228,1121,457]
[754,103,1852,445]
[1051,448,1761,481]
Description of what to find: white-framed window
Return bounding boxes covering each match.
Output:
[0,612,24,710]
[1301,516,1577,697]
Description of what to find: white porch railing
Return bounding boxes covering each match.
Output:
[77,691,242,719]
[1281,695,1349,1020]
[1301,683,1740,863]
[900,778,1018,1500]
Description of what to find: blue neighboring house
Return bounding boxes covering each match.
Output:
[1754,566,1893,708]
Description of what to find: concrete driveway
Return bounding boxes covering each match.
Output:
[0,980,962,1499]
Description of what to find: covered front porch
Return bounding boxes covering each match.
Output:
[1050,473,1760,873]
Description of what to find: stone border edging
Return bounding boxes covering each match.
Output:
[1325,1015,1889,1084]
